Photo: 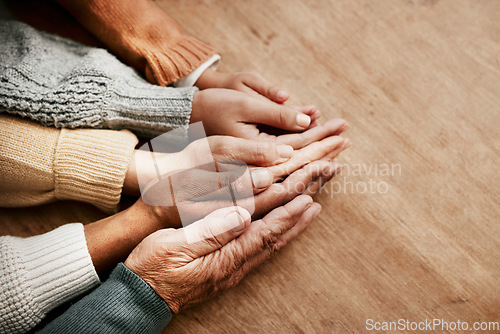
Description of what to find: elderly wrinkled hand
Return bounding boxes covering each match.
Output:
[124,195,320,313]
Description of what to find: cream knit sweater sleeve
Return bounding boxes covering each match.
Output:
[0,114,138,213]
[0,223,100,333]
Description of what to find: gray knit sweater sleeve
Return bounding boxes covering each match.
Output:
[0,20,196,138]
[38,263,172,334]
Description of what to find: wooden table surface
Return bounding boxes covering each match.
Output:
[1,0,499,333]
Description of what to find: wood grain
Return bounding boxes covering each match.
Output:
[1,0,499,333]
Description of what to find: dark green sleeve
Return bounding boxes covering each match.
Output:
[38,263,172,334]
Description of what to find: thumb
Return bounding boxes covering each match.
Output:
[184,206,251,258]
[247,99,312,131]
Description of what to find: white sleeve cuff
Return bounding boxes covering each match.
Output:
[173,54,221,88]
[0,224,100,333]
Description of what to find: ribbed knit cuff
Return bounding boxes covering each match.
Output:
[103,83,197,138]
[0,224,100,333]
[174,54,222,88]
[54,128,138,213]
[39,263,172,334]
[19,224,100,314]
[144,35,218,86]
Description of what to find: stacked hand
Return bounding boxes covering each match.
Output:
[119,117,350,313]
[191,68,322,139]
[124,118,349,227]
[125,195,320,313]
[94,67,352,314]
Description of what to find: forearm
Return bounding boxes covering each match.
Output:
[84,201,163,274]
[56,0,217,86]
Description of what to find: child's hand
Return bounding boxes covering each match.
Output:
[195,68,291,104]
[191,88,320,139]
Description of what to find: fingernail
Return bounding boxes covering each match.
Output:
[296,114,311,128]
[276,144,294,159]
[342,138,352,149]
[312,207,322,219]
[226,211,246,233]
[277,90,288,100]
[251,168,273,189]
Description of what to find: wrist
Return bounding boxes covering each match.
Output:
[190,90,204,123]
[84,200,166,274]
[195,68,221,89]
[123,151,140,196]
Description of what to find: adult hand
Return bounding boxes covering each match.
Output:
[191,88,321,138]
[129,121,349,227]
[135,157,340,227]
[123,135,295,196]
[123,118,350,196]
[124,195,321,313]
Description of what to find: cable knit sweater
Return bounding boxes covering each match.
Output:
[0,20,197,138]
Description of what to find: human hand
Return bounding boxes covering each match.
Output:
[124,195,321,313]
[195,68,291,104]
[191,88,321,138]
[123,135,295,196]
[127,118,349,227]
[123,118,349,196]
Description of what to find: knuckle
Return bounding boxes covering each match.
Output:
[229,173,249,193]
[260,228,279,254]
[266,86,274,97]
[251,144,272,164]
[203,225,225,249]
[277,107,287,128]
[214,247,246,282]
[208,136,225,155]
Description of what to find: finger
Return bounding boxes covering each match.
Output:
[269,136,345,179]
[275,118,349,149]
[158,164,239,202]
[249,168,273,193]
[193,167,273,203]
[237,202,321,276]
[246,99,312,131]
[292,105,321,122]
[242,73,289,103]
[252,160,331,217]
[302,162,342,196]
[222,195,314,264]
[238,84,272,102]
[183,206,251,258]
[209,136,294,166]
[323,138,351,161]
